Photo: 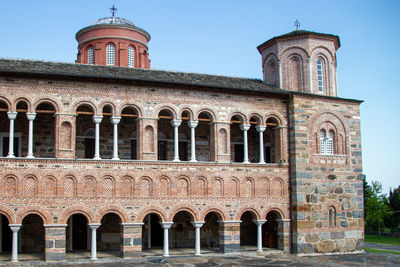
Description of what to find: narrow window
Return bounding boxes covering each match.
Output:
[128,46,134,68]
[106,44,115,66]
[88,46,94,64]
[317,59,324,92]
[329,207,336,227]
[320,129,326,154]
[327,131,334,155]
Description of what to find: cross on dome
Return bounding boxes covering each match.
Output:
[110,5,117,17]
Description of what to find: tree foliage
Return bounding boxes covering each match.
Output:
[385,186,400,232]
[364,179,390,235]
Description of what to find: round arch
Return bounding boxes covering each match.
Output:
[0,97,11,111]
[33,98,59,113]
[155,105,177,119]
[196,109,216,122]
[119,103,142,117]
[0,205,15,224]
[16,206,52,224]
[59,205,95,224]
[13,97,32,112]
[200,208,227,221]
[73,100,97,114]
[136,206,167,223]
[96,204,129,223]
[168,207,198,222]
[235,207,260,221]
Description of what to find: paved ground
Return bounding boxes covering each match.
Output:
[365,242,400,252]
[2,245,400,266]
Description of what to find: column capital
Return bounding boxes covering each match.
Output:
[159,222,174,229]
[191,221,205,228]
[171,119,182,127]
[239,124,250,131]
[252,219,267,226]
[26,112,37,121]
[9,224,22,232]
[7,111,17,120]
[92,115,103,124]
[256,125,266,132]
[187,120,199,128]
[110,116,121,124]
[88,223,101,229]
[306,58,312,63]
[278,61,282,66]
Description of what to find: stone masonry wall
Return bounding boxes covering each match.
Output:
[289,93,363,253]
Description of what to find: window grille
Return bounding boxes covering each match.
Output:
[327,131,334,155]
[106,44,115,66]
[128,46,134,67]
[320,129,326,154]
[88,46,94,64]
[317,59,324,92]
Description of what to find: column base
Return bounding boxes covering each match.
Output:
[11,259,18,263]
[258,161,265,164]
[26,155,35,159]
[242,161,249,164]
[93,156,101,160]
[190,159,197,162]
[112,157,120,160]
[173,158,180,162]
[90,257,97,261]
[7,155,15,158]
[195,253,201,256]
[163,254,170,257]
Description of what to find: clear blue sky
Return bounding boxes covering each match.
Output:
[1,0,399,193]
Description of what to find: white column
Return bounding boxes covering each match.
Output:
[278,61,282,88]
[307,58,313,93]
[188,120,198,162]
[111,116,121,160]
[147,215,151,249]
[252,219,266,253]
[93,116,103,160]
[256,125,266,164]
[240,124,250,163]
[191,221,204,256]
[26,112,36,158]
[171,120,182,161]
[7,112,17,158]
[89,223,100,260]
[160,222,173,257]
[9,224,21,262]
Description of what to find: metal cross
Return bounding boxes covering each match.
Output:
[294,19,300,30]
[110,5,117,17]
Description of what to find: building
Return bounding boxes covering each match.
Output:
[0,14,363,262]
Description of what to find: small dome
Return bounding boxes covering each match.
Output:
[94,17,135,27]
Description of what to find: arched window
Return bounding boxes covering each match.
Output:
[317,59,324,92]
[88,46,94,64]
[320,129,326,154]
[329,207,336,227]
[327,131,334,155]
[320,129,334,155]
[106,44,115,66]
[128,46,134,68]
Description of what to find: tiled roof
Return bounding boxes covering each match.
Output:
[0,58,287,95]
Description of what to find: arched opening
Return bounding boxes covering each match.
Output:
[262,211,281,249]
[265,117,280,163]
[196,112,213,161]
[99,105,113,159]
[157,109,174,161]
[66,214,89,253]
[2,101,26,157]
[230,115,244,163]
[20,214,45,257]
[34,102,56,158]
[97,213,122,256]
[76,104,95,159]
[0,100,9,157]
[142,213,163,251]
[0,214,12,253]
[119,107,138,160]
[179,111,190,161]
[201,212,220,250]
[240,211,257,247]
[248,116,260,163]
[171,211,194,249]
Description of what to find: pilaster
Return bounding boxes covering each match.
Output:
[121,223,144,258]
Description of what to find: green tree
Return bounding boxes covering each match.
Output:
[365,180,390,235]
[385,186,400,232]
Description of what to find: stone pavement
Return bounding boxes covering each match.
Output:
[1,251,400,266]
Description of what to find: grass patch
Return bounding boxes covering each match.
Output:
[365,234,400,246]
[364,247,400,255]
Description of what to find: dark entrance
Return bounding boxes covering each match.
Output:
[1,214,12,252]
[179,141,188,161]
[20,214,45,253]
[263,211,279,248]
[202,212,220,248]
[84,138,95,159]
[142,213,163,249]
[240,211,257,246]
[2,137,19,157]
[97,213,122,252]
[171,211,195,248]
[67,214,88,251]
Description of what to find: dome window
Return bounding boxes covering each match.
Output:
[106,44,115,66]
[128,46,135,68]
[88,46,94,64]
